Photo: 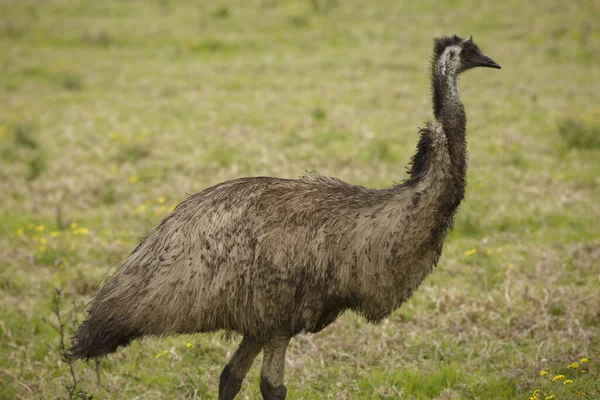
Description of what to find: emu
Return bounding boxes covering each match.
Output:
[70,35,500,399]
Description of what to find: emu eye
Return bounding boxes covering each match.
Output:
[465,52,473,59]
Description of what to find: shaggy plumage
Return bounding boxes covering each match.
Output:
[70,35,500,400]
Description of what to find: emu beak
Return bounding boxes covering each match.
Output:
[472,54,501,69]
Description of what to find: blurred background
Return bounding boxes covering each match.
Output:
[0,0,599,399]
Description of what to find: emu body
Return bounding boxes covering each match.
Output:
[70,35,500,399]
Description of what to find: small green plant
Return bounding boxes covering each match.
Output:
[101,183,117,205]
[550,26,568,39]
[546,46,560,59]
[14,123,38,149]
[288,14,311,28]
[188,38,240,54]
[313,107,327,121]
[548,302,566,316]
[212,6,230,18]
[557,117,600,150]
[27,152,47,180]
[61,73,83,91]
[48,289,95,400]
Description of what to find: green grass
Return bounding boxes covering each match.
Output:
[1,0,599,399]
[557,117,600,150]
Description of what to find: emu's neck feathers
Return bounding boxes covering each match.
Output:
[398,46,467,218]
[431,45,465,124]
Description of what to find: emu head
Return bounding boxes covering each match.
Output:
[433,35,501,76]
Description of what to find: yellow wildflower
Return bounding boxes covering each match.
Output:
[508,263,515,269]
[545,395,556,400]
[155,350,169,358]
[529,389,541,400]
[539,370,548,376]
[40,238,47,245]
[129,175,139,183]
[50,231,61,237]
[70,222,78,229]
[580,369,586,373]
[563,379,573,385]
[110,132,132,143]
[580,357,588,363]
[464,249,477,256]
[72,227,89,236]
[186,342,193,348]
[157,197,166,204]
[568,362,579,369]
[16,228,24,236]
[551,374,564,382]
[134,205,146,214]
[35,225,45,232]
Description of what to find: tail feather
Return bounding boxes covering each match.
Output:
[69,314,141,361]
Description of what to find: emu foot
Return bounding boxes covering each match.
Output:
[219,364,243,400]
[260,376,287,400]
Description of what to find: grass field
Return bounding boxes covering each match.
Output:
[1,0,599,399]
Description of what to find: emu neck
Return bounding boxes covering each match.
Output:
[432,62,467,172]
[432,57,465,129]
[400,56,468,218]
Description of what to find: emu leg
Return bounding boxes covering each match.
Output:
[259,332,291,400]
[219,336,263,400]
